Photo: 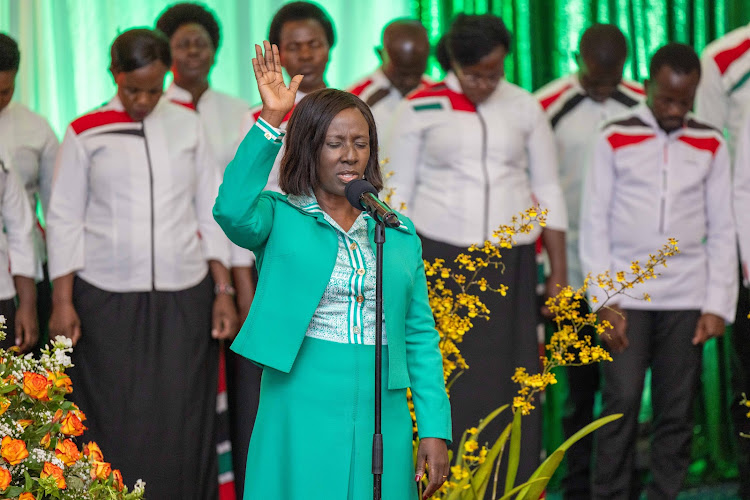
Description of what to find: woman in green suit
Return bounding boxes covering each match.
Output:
[213,41,451,499]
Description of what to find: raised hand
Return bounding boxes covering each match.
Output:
[252,40,304,128]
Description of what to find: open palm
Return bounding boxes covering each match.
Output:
[252,40,303,121]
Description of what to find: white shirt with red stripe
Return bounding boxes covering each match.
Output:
[166,83,254,268]
[731,110,750,284]
[535,75,644,288]
[47,96,230,292]
[237,91,307,194]
[696,23,750,156]
[383,72,566,247]
[580,103,737,321]
[0,101,59,276]
[0,145,36,300]
[348,69,430,136]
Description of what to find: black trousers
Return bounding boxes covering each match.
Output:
[732,279,750,500]
[561,303,599,500]
[593,309,702,500]
[420,235,542,490]
[0,298,16,350]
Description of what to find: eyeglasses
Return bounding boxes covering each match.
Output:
[454,66,503,88]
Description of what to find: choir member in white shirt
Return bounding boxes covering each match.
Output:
[0,145,37,352]
[46,29,234,499]
[385,14,567,488]
[535,24,644,500]
[155,3,253,495]
[348,19,431,134]
[239,1,335,193]
[696,24,750,494]
[0,33,59,347]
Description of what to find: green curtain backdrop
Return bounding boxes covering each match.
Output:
[0,0,410,136]
[416,0,750,90]
[3,0,750,491]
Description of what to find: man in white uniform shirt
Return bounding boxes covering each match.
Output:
[0,33,59,347]
[581,43,737,500]
[696,24,750,498]
[348,19,431,134]
[536,24,644,500]
[239,1,335,193]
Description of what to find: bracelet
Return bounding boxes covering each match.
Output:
[214,283,236,297]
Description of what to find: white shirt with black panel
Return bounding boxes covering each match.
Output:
[536,74,644,288]
[47,96,230,293]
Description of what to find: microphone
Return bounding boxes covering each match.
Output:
[345,179,400,228]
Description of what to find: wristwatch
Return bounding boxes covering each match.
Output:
[214,283,236,297]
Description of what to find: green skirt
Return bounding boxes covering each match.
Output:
[243,336,417,499]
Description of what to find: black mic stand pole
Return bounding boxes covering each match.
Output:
[373,218,385,500]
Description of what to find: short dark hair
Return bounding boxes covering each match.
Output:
[268,2,335,48]
[156,2,221,50]
[110,28,172,74]
[436,14,511,72]
[0,33,20,72]
[649,42,700,79]
[579,24,628,68]
[280,89,382,195]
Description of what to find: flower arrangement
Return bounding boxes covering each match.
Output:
[415,207,679,499]
[0,323,145,499]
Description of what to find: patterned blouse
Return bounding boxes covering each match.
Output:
[288,193,387,345]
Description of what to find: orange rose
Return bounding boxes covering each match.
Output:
[52,409,63,423]
[1,436,28,465]
[90,461,112,481]
[71,404,86,422]
[55,438,80,466]
[112,469,124,491]
[19,493,35,500]
[83,442,104,462]
[40,433,51,449]
[0,466,10,489]
[0,398,9,416]
[60,411,86,436]
[41,461,65,489]
[47,371,72,394]
[22,372,50,401]
[17,419,33,429]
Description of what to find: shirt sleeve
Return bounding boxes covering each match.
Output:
[38,119,60,214]
[46,127,88,281]
[527,101,567,231]
[1,154,36,279]
[735,116,750,283]
[213,120,284,251]
[404,236,452,443]
[696,54,729,132]
[194,120,231,268]
[703,138,738,322]
[579,133,616,306]
[381,100,424,210]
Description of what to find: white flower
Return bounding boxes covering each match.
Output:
[53,335,73,349]
[0,315,5,325]
[134,479,146,493]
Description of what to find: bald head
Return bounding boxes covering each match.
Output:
[579,24,628,68]
[381,19,430,96]
[578,24,628,102]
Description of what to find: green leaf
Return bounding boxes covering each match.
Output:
[471,422,512,499]
[514,414,622,500]
[504,409,522,493]
[454,404,508,471]
[497,478,549,500]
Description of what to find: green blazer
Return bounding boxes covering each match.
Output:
[213,123,451,441]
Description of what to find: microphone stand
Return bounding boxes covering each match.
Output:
[373,219,385,500]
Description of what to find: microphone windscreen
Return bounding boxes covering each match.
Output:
[344,179,378,211]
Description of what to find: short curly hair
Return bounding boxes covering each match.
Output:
[156,2,221,50]
[269,2,335,48]
[0,33,20,72]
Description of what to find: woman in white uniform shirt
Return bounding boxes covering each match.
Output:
[384,14,568,488]
[47,29,234,499]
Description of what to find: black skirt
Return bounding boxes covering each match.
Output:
[419,235,543,487]
[69,275,219,499]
